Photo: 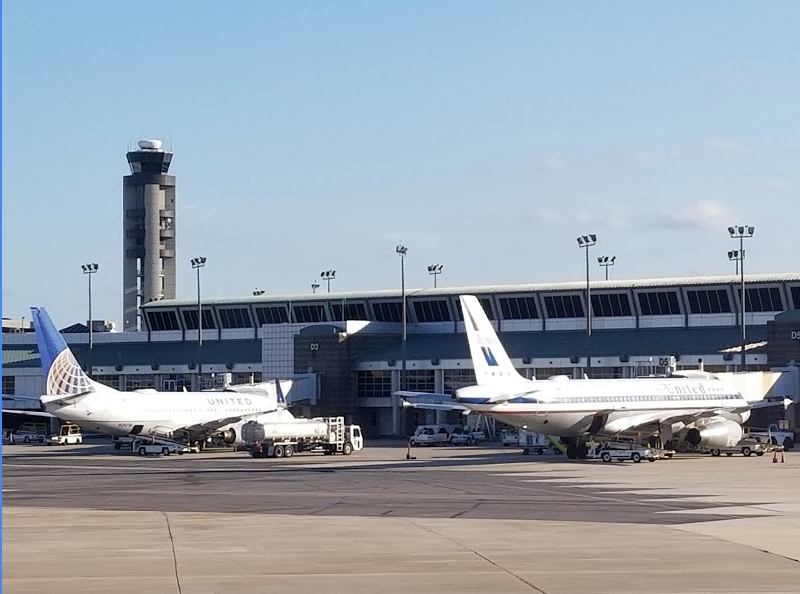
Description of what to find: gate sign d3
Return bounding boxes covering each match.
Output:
[310,342,320,351]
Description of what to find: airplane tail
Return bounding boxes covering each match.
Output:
[30,307,94,396]
[460,295,527,386]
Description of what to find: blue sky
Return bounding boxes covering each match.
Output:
[3,1,799,326]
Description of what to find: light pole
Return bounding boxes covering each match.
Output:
[81,263,99,378]
[427,264,443,288]
[321,270,336,293]
[576,234,597,374]
[727,225,754,370]
[311,281,320,294]
[191,257,207,389]
[597,255,616,281]
[727,250,740,276]
[396,245,408,393]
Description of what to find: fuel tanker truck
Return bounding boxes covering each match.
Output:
[241,411,364,459]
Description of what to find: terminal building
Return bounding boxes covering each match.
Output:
[3,274,800,437]
[3,140,799,436]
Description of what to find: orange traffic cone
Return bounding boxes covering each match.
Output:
[772,450,778,463]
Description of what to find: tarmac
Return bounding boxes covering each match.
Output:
[3,440,800,594]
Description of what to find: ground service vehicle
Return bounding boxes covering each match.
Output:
[709,438,767,457]
[47,424,83,445]
[500,429,519,447]
[519,430,549,455]
[14,421,48,443]
[449,431,475,445]
[132,439,190,456]
[410,424,455,446]
[246,416,363,458]
[747,424,794,451]
[594,440,656,463]
[112,435,135,450]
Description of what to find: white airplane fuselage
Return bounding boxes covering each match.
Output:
[455,376,750,436]
[43,382,280,440]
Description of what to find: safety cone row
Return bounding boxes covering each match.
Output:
[771,450,786,464]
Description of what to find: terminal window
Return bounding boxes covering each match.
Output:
[372,301,403,323]
[455,298,495,321]
[686,289,732,314]
[738,287,783,312]
[182,309,216,330]
[498,296,538,320]
[146,310,180,331]
[293,305,327,323]
[543,294,584,318]
[331,302,369,322]
[357,370,392,398]
[590,293,632,317]
[254,306,289,325]
[404,370,435,392]
[444,369,477,393]
[637,291,680,315]
[792,286,800,309]
[218,307,253,329]
[2,375,15,395]
[413,300,451,322]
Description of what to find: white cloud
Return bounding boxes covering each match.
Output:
[649,199,737,230]
[634,152,654,165]
[766,179,790,192]
[542,157,568,170]
[575,204,635,230]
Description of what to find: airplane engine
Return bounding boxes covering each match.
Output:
[219,428,238,445]
[685,418,743,449]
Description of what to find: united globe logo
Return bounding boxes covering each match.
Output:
[47,349,92,395]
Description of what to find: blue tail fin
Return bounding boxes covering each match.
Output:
[30,307,93,396]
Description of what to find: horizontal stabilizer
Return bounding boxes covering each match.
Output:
[40,391,92,407]
[1,408,56,418]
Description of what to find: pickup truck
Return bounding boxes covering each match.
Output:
[746,424,794,451]
[709,438,767,457]
[592,440,657,463]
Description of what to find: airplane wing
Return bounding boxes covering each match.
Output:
[180,410,272,434]
[401,401,471,414]
[394,391,471,414]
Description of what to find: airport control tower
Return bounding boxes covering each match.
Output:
[122,139,176,331]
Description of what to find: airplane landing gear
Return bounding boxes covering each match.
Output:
[566,437,589,459]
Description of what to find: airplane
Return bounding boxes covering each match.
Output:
[397,295,790,459]
[3,306,295,449]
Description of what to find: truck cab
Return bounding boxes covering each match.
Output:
[346,425,364,451]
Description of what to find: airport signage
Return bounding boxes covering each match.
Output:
[791,331,800,340]
[310,342,320,351]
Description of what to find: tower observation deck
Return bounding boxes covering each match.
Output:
[122,139,176,331]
